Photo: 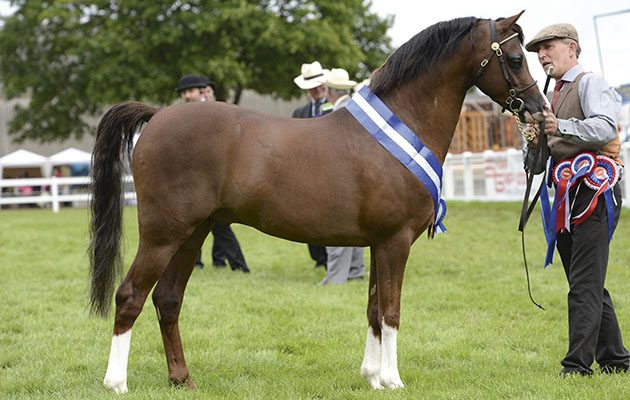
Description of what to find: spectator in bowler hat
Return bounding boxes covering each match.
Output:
[176,74,250,273]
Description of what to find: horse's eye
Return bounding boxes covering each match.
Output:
[507,54,523,69]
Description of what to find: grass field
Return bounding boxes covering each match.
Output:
[1,202,630,399]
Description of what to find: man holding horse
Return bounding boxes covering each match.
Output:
[525,23,628,376]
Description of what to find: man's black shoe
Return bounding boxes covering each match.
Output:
[231,265,250,273]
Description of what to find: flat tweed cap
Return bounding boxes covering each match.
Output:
[525,23,579,52]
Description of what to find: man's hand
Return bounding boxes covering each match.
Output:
[524,105,557,145]
[541,104,558,135]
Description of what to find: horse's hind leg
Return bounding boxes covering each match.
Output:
[103,239,180,393]
[361,250,383,389]
[152,219,213,390]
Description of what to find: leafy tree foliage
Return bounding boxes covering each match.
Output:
[0,0,392,142]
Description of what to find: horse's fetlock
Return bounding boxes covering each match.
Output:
[168,371,190,386]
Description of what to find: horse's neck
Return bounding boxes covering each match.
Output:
[380,67,471,164]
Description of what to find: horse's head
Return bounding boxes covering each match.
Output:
[471,11,546,123]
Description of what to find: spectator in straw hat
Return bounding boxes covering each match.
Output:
[324,68,357,111]
[524,23,627,376]
[318,68,364,285]
[292,61,333,119]
[292,61,333,268]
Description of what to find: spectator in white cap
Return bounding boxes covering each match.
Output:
[324,68,357,111]
[318,67,364,285]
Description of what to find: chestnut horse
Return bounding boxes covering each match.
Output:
[89,11,546,393]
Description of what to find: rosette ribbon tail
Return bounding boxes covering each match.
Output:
[571,181,614,242]
[604,186,615,242]
[430,198,447,238]
[540,173,555,268]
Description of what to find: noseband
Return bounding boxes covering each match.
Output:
[472,19,537,114]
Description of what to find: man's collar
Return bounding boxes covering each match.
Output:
[311,96,327,104]
[560,63,583,83]
[333,94,350,108]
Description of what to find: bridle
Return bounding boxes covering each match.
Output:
[471,19,537,115]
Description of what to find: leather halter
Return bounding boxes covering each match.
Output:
[472,19,537,114]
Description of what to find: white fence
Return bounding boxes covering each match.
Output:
[2,145,630,212]
[443,144,630,207]
[0,175,136,212]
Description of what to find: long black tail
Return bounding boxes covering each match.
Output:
[88,102,158,318]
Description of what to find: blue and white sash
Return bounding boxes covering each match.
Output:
[346,86,446,236]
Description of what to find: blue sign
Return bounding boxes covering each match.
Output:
[620,84,630,104]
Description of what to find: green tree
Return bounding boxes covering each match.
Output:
[0,0,392,142]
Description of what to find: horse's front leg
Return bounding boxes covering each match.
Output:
[364,236,411,389]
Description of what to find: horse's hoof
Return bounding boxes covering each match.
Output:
[103,376,128,394]
[381,375,404,389]
[370,381,385,390]
[361,370,384,389]
[185,377,197,391]
[170,376,197,390]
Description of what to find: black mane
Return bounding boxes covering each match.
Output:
[370,17,480,95]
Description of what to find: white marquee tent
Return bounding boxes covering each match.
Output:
[48,147,92,166]
[0,149,51,178]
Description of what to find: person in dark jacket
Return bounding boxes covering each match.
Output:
[291,61,332,268]
[176,74,249,273]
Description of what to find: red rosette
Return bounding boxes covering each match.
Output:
[585,156,618,190]
[570,152,596,176]
[553,160,573,185]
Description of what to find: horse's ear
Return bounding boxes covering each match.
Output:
[498,10,525,30]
